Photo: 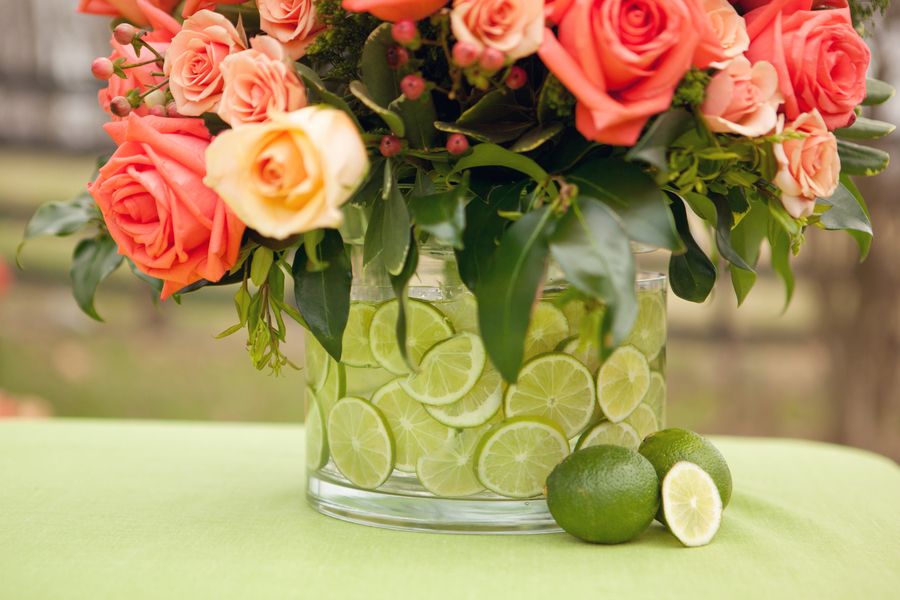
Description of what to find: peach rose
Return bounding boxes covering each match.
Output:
[450,0,544,61]
[342,0,448,22]
[258,0,325,60]
[89,114,246,299]
[744,0,870,130]
[78,0,179,25]
[704,0,749,69]
[218,37,308,127]
[539,0,726,146]
[205,107,369,240]
[182,1,246,17]
[773,110,840,219]
[701,57,781,137]
[164,10,246,116]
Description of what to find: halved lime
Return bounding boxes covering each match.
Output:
[560,336,603,373]
[316,358,346,419]
[305,391,328,471]
[474,416,569,498]
[576,421,641,451]
[344,365,396,398]
[438,294,479,334]
[504,353,596,438]
[626,404,659,440]
[624,292,666,361]
[369,299,454,375]
[371,380,455,472]
[327,397,395,489]
[643,372,666,426]
[662,461,723,547]
[597,345,650,422]
[524,302,570,360]
[416,425,489,497]
[341,302,378,367]
[399,332,486,406]
[304,335,329,392]
[425,366,503,428]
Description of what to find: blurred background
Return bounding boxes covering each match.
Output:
[1,1,898,460]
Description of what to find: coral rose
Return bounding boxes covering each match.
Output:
[539,0,727,146]
[704,0,749,69]
[450,0,544,61]
[744,0,870,130]
[164,10,246,116]
[218,37,308,126]
[342,0,448,22]
[78,0,179,26]
[89,114,246,299]
[701,57,782,137]
[773,110,840,219]
[258,0,325,60]
[205,107,369,240]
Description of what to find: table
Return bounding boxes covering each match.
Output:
[1,420,898,599]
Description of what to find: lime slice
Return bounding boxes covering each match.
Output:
[560,336,603,373]
[626,404,659,440]
[662,461,723,547]
[643,372,666,426]
[504,353,596,438]
[371,380,455,472]
[624,292,666,361]
[560,299,587,335]
[369,299,454,375]
[305,391,328,471]
[341,303,378,367]
[524,302,570,360]
[475,416,569,498]
[304,335,329,392]
[425,366,503,428]
[596,345,650,423]
[438,294,479,334]
[316,358,346,419]
[416,425,489,497]
[344,365,396,398]
[576,421,641,451]
[399,332,486,406]
[327,397,395,489]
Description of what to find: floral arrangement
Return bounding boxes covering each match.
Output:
[22,0,893,382]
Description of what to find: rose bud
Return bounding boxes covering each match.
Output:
[380,134,403,157]
[452,41,480,68]
[401,74,426,101]
[506,66,527,90]
[143,88,167,108]
[91,57,115,81]
[386,45,410,69]
[446,133,469,155]
[479,48,505,73]
[109,96,133,117]
[113,23,138,46]
[148,105,167,117]
[391,20,419,48]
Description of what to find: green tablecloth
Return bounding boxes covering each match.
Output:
[0,420,897,599]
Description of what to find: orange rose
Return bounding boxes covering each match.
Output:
[258,0,325,60]
[342,0,448,22]
[78,0,180,25]
[773,110,841,219]
[89,114,246,299]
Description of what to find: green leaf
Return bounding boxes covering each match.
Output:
[18,193,98,263]
[359,23,400,107]
[768,223,795,309]
[668,198,716,303]
[625,109,694,179]
[294,63,359,127]
[409,177,468,249]
[477,207,552,382]
[363,192,386,266]
[568,157,683,251]
[837,174,873,260]
[835,117,895,140]
[509,123,565,153]
[863,78,895,106]
[291,229,351,361]
[837,139,890,176]
[389,234,419,370]
[549,197,637,346]
[390,93,438,149]
[452,143,549,185]
[349,81,405,136]
[126,258,163,296]
[711,191,754,272]
[545,128,595,174]
[817,183,873,259]
[347,158,384,206]
[250,247,274,287]
[70,236,124,322]
[679,190,717,224]
[380,162,411,275]
[458,90,527,125]
[728,200,768,305]
[434,121,532,144]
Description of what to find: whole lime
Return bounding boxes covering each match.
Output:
[638,428,732,523]
[546,445,659,544]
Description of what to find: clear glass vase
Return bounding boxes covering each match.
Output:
[304,246,667,533]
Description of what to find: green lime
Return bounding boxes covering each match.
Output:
[416,425,490,497]
[643,372,666,426]
[546,445,660,544]
[560,300,587,335]
[305,335,330,392]
[576,421,640,451]
[624,292,666,361]
[662,461,723,547]
[438,294,479,334]
[524,302,570,360]
[315,358,346,419]
[344,365,396,398]
[560,336,603,373]
[327,397,395,489]
[371,380,455,472]
[399,332,486,406]
[638,428,732,513]
[305,390,328,471]
[341,302,378,367]
[625,405,659,440]
[369,299,454,375]
[425,366,503,428]
[596,345,650,422]
[504,353,596,438]
[474,416,569,498]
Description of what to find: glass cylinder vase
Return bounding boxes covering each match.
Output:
[304,246,667,533]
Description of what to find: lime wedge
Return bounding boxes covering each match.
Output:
[316,358,346,419]
[438,294,479,334]
[504,353,596,438]
[624,292,666,361]
[416,425,490,497]
[425,366,503,428]
[576,421,641,451]
[475,416,569,498]
[369,299,454,375]
[560,336,603,373]
[341,302,378,367]
[327,397,395,489]
[626,404,659,440]
[305,390,328,471]
[399,332,486,406]
[524,302,570,360]
[304,335,329,392]
[643,372,666,426]
[662,461,723,547]
[371,380,455,472]
[596,345,650,422]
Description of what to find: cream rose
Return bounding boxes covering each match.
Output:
[701,56,781,137]
[704,0,749,69]
[164,10,246,116]
[204,107,370,239]
[450,0,544,61]
[218,36,308,127]
[773,110,840,219]
[259,0,324,60]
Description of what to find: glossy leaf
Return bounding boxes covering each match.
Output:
[70,235,124,322]
[294,63,359,127]
[863,78,895,106]
[837,175,873,260]
[625,109,693,178]
[668,198,716,303]
[409,178,468,249]
[434,120,532,144]
[18,194,98,263]
[389,234,419,370]
[380,164,412,275]
[509,123,565,153]
[768,223,795,309]
[390,93,438,149]
[711,191,754,272]
[250,247,274,287]
[835,117,895,140]
[359,24,400,107]
[817,183,873,260]
[837,139,890,176]
[452,143,549,185]
[728,200,768,305]
[349,81,405,136]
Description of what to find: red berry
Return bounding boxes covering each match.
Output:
[380,135,403,157]
[391,20,418,46]
[113,23,137,46]
[109,96,132,118]
[446,134,469,156]
[452,42,480,68]
[386,45,409,69]
[401,74,426,101]
[479,48,505,73]
[91,57,114,81]
[506,66,528,90]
